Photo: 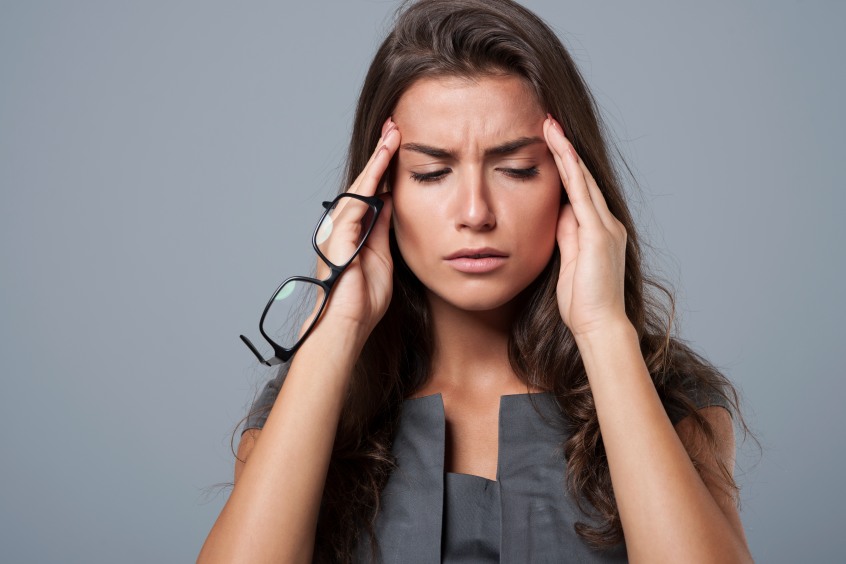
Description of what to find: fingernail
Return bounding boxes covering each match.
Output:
[546,114,564,138]
[567,145,579,163]
[381,116,392,137]
[554,118,565,137]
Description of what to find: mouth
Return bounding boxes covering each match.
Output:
[444,248,509,273]
[444,247,508,260]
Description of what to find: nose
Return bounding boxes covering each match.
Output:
[454,169,496,231]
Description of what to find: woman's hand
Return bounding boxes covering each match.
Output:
[542,115,629,339]
[203,123,401,564]
[312,117,401,336]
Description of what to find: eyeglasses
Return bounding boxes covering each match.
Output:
[240,192,384,366]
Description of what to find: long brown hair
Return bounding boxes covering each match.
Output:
[246,0,755,560]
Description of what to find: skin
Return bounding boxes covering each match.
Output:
[200,74,752,563]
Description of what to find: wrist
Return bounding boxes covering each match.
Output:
[573,318,642,388]
[573,316,637,349]
[287,320,367,393]
[306,314,371,356]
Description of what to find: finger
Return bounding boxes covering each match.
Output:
[362,118,396,178]
[572,150,621,234]
[380,115,393,138]
[557,203,579,268]
[364,128,400,197]
[543,117,603,232]
[364,192,393,257]
[348,121,399,196]
[546,118,622,236]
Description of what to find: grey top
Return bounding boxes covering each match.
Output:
[355,392,629,563]
[245,374,731,563]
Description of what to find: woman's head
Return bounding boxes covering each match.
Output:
[344,0,638,319]
[390,74,561,314]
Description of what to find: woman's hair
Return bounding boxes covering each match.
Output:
[245,0,754,561]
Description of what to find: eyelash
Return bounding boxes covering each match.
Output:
[409,166,540,183]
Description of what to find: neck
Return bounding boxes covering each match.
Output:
[424,291,521,395]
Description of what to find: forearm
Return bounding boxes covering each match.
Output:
[575,320,752,563]
[199,320,366,564]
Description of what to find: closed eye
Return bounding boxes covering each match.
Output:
[410,168,451,183]
[409,166,540,184]
[499,166,539,180]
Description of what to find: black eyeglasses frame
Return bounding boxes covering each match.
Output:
[240,192,384,366]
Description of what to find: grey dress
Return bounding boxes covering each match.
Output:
[244,375,731,563]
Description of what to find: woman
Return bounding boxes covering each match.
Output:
[200,0,754,562]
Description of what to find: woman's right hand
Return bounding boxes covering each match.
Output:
[310,117,401,337]
[200,122,401,564]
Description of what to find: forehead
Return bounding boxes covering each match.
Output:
[392,75,544,144]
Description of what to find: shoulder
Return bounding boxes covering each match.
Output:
[657,344,738,426]
[668,370,734,421]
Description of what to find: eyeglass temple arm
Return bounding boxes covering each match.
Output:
[239,334,283,366]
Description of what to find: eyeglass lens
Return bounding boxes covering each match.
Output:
[264,280,327,351]
[315,197,378,268]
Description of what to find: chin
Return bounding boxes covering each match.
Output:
[425,285,526,313]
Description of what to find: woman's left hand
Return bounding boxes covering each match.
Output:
[543,115,629,339]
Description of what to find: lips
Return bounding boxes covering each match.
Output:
[444,248,509,273]
[444,247,508,260]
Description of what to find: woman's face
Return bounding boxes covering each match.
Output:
[390,74,561,313]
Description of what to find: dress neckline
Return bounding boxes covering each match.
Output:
[402,392,560,483]
[404,390,554,403]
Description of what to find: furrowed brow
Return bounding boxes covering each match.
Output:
[400,136,544,160]
[484,136,544,156]
[400,143,455,159]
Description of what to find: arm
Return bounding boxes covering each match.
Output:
[199,322,367,563]
[199,118,401,563]
[676,406,748,550]
[543,115,752,562]
[577,322,752,563]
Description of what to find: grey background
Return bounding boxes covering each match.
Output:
[1,1,842,562]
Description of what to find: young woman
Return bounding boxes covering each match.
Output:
[200,1,754,562]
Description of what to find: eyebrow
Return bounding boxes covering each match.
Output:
[400,136,544,159]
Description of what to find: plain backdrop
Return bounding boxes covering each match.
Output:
[1,1,843,562]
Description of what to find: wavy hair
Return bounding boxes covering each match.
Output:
[242,1,755,561]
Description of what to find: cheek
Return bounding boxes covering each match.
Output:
[390,192,427,263]
[513,187,561,261]
[390,177,452,248]
[530,212,559,255]
[524,177,562,223]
